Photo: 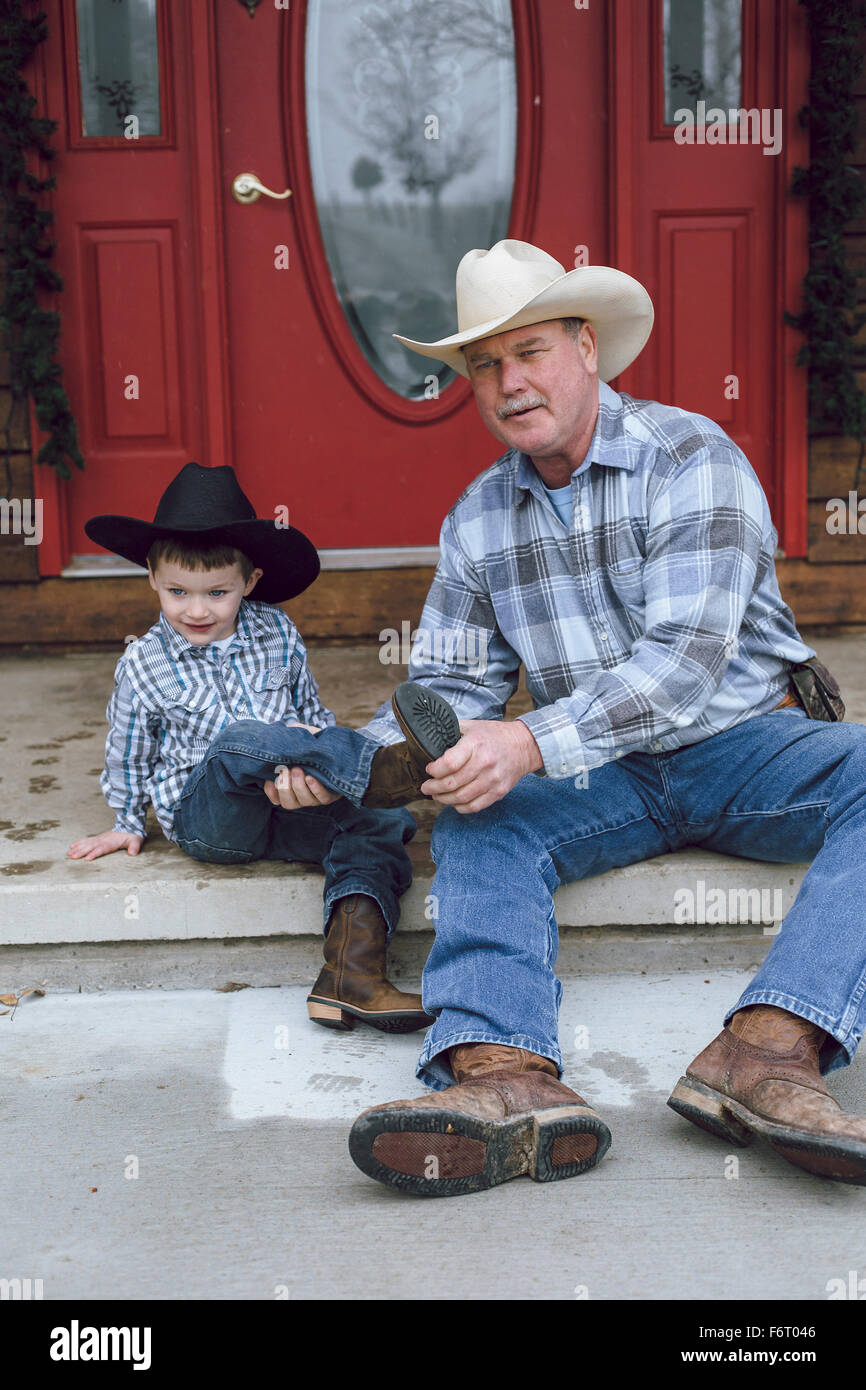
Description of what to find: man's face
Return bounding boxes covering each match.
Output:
[463,318,599,463]
[148,560,262,644]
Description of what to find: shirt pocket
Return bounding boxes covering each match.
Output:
[159,683,223,761]
[251,665,297,722]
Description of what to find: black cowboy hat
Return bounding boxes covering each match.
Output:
[84,462,320,604]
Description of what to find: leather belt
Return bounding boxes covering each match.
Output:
[775,690,800,710]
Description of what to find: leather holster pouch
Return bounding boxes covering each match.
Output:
[788,657,846,722]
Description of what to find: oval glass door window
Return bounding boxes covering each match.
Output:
[305,0,517,399]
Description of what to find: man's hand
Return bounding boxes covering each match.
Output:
[67,830,144,860]
[421,718,543,813]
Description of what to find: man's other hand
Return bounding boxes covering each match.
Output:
[421,719,543,813]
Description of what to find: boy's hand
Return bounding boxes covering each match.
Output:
[261,722,340,810]
[67,831,144,861]
[264,769,340,810]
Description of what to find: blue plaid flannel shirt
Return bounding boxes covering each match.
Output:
[359,381,815,778]
[101,598,336,839]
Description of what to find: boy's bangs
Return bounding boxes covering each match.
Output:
[147,538,254,581]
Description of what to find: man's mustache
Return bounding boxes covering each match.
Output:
[497,394,548,420]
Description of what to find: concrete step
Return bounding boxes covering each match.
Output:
[4,636,857,990]
[0,837,805,989]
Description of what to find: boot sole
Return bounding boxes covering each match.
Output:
[348,1102,612,1197]
[392,681,461,762]
[668,1075,866,1185]
[307,996,434,1035]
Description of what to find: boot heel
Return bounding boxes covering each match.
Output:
[307,999,356,1031]
[667,1076,753,1147]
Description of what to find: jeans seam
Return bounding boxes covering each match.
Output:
[540,809,653,859]
[720,802,832,819]
[175,833,253,862]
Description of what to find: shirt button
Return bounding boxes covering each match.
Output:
[615,749,624,758]
[598,629,610,642]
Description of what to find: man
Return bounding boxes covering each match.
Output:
[277,239,866,1198]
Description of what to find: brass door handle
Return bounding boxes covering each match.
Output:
[231,172,292,205]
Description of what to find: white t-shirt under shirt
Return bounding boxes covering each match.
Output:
[541,457,591,527]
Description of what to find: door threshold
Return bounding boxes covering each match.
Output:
[61,546,440,579]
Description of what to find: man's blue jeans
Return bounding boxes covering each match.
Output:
[171,720,415,934]
[416,708,866,1090]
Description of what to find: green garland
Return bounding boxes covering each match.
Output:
[785,0,866,466]
[0,0,84,490]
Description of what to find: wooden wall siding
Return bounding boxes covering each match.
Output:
[0,567,438,647]
[1,558,866,650]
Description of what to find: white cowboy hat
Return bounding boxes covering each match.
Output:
[394,239,654,382]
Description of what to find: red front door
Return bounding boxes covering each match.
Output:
[34,0,808,568]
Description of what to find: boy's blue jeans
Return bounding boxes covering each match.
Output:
[171,720,415,935]
[412,708,866,1091]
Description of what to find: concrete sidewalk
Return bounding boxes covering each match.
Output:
[3,970,865,1301]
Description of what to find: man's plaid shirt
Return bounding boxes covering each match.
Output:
[101,598,335,839]
[360,381,815,778]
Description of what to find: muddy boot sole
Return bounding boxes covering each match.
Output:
[392,681,461,762]
[307,996,434,1034]
[668,1075,866,1185]
[348,1101,612,1197]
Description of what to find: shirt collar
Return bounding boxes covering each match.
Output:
[157,597,254,659]
[513,380,636,504]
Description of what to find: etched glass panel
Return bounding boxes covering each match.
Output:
[77,0,161,138]
[663,0,742,125]
[306,0,517,399]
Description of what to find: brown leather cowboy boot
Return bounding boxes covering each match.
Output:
[362,681,461,809]
[306,894,434,1034]
[668,1004,866,1184]
[348,1041,612,1196]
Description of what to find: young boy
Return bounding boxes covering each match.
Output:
[68,461,460,1034]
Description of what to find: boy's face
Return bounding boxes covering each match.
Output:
[148,560,263,645]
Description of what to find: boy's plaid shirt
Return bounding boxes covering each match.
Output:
[360,381,816,777]
[101,598,336,839]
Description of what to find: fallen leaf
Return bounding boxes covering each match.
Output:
[1,986,47,1020]
[215,981,250,993]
